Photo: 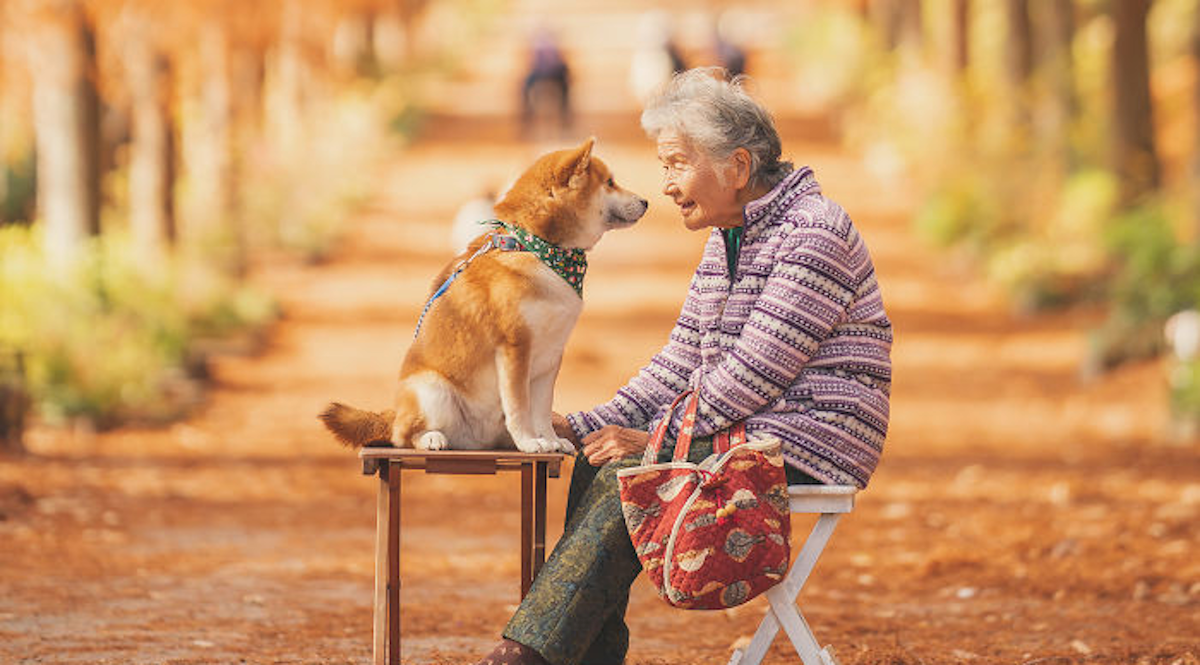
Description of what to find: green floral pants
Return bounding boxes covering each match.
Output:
[503,436,817,665]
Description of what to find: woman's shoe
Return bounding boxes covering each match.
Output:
[475,638,549,665]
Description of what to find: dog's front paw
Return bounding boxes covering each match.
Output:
[515,437,557,454]
[417,431,449,451]
[551,437,576,454]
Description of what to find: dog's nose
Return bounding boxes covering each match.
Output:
[638,198,649,212]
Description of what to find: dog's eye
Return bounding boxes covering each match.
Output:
[606,177,615,187]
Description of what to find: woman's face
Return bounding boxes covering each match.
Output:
[656,129,744,230]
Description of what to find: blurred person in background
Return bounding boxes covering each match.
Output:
[520,26,572,139]
[627,10,687,105]
[476,68,892,665]
[713,11,747,77]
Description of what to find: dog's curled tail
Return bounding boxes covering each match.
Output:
[319,402,395,448]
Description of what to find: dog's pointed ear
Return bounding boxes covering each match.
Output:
[561,137,595,184]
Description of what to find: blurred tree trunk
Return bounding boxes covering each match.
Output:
[271,0,310,251]
[125,32,176,261]
[1042,0,1077,169]
[77,8,102,234]
[185,21,243,273]
[0,351,29,456]
[871,0,898,51]
[950,0,970,73]
[872,0,922,54]
[1044,0,1076,117]
[1005,0,1033,81]
[333,11,377,77]
[854,0,870,21]
[1,8,39,227]
[230,43,264,249]
[2,14,11,222]
[899,0,922,54]
[1004,0,1033,129]
[0,120,38,226]
[232,45,266,135]
[372,0,428,67]
[1193,0,1200,236]
[396,0,417,61]
[29,3,101,267]
[274,0,306,155]
[1110,0,1159,206]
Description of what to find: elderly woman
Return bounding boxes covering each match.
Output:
[475,68,892,665]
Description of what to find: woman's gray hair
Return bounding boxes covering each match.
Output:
[641,67,793,191]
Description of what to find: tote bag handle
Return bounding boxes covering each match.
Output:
[641,391,748,465]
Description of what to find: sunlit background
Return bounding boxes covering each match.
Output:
[3,0,1200,434]
[1,1,1198,663]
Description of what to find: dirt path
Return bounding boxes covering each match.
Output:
[3,135,1197,665]
[3,2,1199,663]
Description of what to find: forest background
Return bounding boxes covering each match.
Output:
[0,1,1198,663]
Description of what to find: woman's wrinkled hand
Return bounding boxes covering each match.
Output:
[581,426,650,466]
[551,412,581,448]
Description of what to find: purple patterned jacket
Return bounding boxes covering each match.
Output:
[567,167,891,488]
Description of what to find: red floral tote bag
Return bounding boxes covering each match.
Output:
[616,391,792,609]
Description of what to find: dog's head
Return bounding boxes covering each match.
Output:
[494,138,648,250]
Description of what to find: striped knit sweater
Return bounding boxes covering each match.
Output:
[567,166,892,488]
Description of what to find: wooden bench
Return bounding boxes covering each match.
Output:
[728,485,859,665]
[359,448,566,665]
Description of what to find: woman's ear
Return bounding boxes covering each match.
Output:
[731,148,753,189]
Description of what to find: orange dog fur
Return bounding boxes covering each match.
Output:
[319,138,647,453]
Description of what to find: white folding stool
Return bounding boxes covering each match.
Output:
[729,485,858,665]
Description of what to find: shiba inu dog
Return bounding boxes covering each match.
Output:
[319,138,647,453]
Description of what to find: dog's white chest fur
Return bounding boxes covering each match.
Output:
[522,262,584,372]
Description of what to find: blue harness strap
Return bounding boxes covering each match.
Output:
[412,231,523,338]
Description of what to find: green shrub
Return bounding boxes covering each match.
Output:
[914,174,1001,252]
[0,225,276,427]
[1088,203,1200,370]
[984,169,1118,311]
[1167,358,1200,431]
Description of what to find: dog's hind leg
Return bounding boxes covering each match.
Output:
[416,431,449,450]
[403,372,464,450]
[390,379,432,449]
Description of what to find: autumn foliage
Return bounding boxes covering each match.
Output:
[0,0,441,436]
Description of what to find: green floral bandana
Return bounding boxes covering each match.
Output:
[489,220,587,297]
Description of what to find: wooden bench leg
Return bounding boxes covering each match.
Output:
[533,461,548,580]
[373,465,389,665]
[359,451,566,663]
[520,463,533,598]
[387,463,401,665]
[767,588,833,665]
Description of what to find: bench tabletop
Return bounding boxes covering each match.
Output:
[787,484,858,497]
[787,484,857,514]
[359,447,568,477]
